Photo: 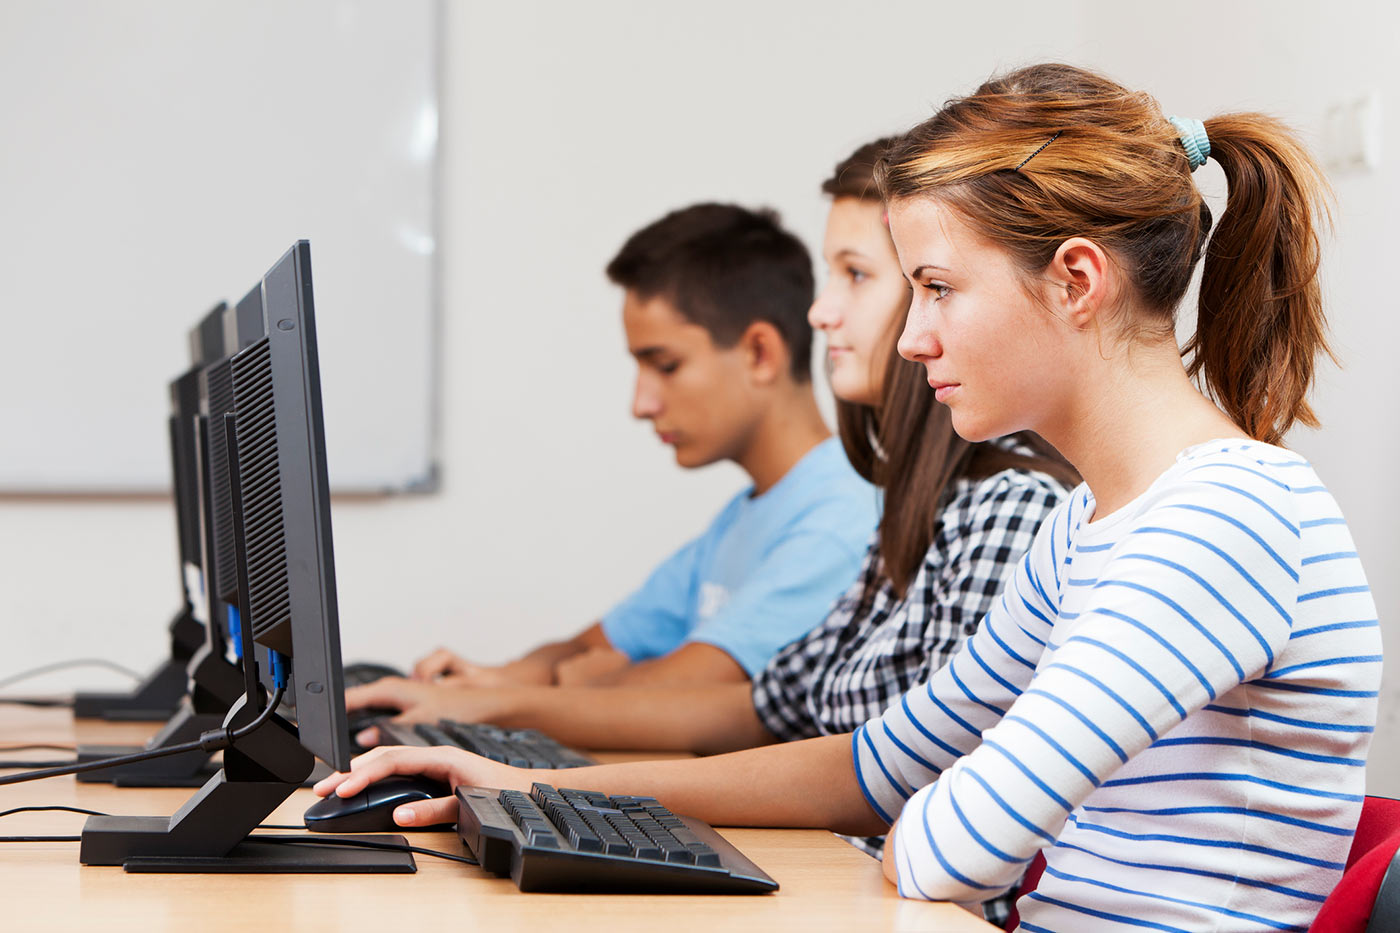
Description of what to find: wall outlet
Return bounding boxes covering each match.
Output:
[1321,92,1382,175]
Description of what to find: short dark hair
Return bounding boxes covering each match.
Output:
[605,203,815,381]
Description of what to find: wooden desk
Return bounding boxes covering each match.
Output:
[2,706,997,932]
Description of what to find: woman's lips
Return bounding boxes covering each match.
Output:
[929,379,959,402]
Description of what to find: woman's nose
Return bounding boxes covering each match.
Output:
[897,306,940,362]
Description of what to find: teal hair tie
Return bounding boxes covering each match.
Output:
[1168,116,1210,171]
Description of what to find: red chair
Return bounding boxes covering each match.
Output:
[1003,851,1046,931]
[1001,797,1400,932]
[1311,795,1400,933]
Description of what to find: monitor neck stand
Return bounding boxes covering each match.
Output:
[78,694,413,873]
[75,631,247,787]
[72,608,205,721]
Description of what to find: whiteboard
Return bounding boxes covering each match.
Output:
[0,0,439,493]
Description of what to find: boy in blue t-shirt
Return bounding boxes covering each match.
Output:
[354,204,875,704]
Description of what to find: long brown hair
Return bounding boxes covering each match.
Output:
[878,63,1333,445]
[824,139,1077,596]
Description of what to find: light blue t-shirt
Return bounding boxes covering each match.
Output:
[601,438,877,676]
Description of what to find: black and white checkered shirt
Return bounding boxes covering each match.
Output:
[750,440,1070,926]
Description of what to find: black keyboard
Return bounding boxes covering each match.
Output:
[456,782,778,894]
[373,719,597,769]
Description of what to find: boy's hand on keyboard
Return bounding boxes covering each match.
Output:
[312,745,544,828]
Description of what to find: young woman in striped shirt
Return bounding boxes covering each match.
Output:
[319,66,1379,931]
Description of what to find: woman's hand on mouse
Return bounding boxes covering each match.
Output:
[312,746,547,828]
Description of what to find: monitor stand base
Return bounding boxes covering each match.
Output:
[79,695,404,873]
[74,610,204,721]
[119,832,415,873]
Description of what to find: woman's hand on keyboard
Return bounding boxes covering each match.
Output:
[312,745,545,828]
[413,648,560,688]
[344,676,439,722]
[411,647,473,681]
[343,677,518,746]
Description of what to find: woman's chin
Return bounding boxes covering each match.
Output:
[948,411,1003,444]
[829,372,876,407]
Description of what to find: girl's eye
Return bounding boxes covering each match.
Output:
[923,283,952,300]
[847,266,868,284]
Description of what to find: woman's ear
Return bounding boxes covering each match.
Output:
[741,320,790,386]
[1047,237,1113,329]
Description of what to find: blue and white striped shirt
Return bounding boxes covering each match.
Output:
[852,439,1381,931]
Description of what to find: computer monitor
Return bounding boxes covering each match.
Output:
[79,241,406,871]
[72,305,229,722]
[75,302,260,786]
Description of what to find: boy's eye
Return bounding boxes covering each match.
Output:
[657,361,680,374]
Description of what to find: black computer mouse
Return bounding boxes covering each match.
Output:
[303,775,453,833]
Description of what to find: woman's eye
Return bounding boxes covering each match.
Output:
[923,283,952,300]
[658,361,680,375]
[847,266,868,284]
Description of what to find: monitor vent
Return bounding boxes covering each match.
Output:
[202,360,239,603]
[230,338,293,655]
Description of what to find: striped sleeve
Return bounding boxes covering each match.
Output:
[851,491,1078,825]
[858,467,1303,902]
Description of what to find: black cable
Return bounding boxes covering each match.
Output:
[252,835,478,865]
[0,807,105,844]
[0,745,75,753]
[0,696,73,708]
[0,805,108,820]
[0,760,71,769]
[0,807,304,832]
[0,684,286,787]
[0,659,142,691]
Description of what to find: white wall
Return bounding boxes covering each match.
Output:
[2,0,1393,789]
[0,0,1090,688]
[1078,0,1400,793]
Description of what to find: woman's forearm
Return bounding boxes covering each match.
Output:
[537,733,888,836]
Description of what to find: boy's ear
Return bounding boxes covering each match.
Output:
[739,320,789,386]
